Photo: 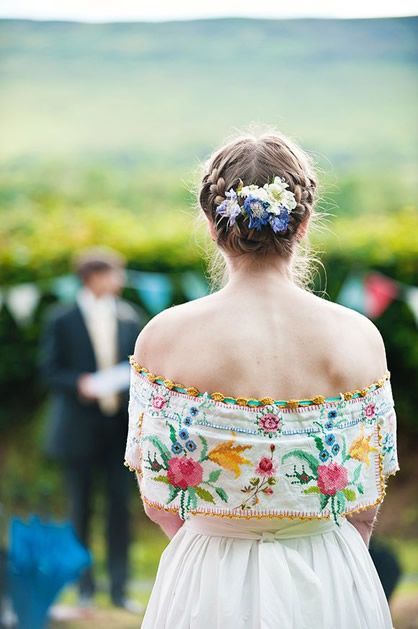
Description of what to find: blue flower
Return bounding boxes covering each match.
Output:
[319,449,330,462]
[325,434,336,446]
[269,210,289,233]
[179,428,189,440]
[189,407,199,416]
[171,442,183,454]
[216,189,241,226]
[328,410,338,419]
[183,416,192,426]
[331,443,340,456]
[185,440,197,452]
[243,195,271,230]
[325,420,334,430]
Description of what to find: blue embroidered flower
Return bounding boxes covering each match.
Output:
[325,434,336,446]
[183,416,193,426]
[325,420,334,430]
[185,440,197,452]
[319,449,330,462]
[328,410,338,419]
[189,406,199,416]
[331,443,340,456]
[179,428,189,440]
[171,442,183,454]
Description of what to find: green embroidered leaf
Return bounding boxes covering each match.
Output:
[167,486,181,504]
[143,435,171,468]
[152,475,170,484]
[357,484,364,495]
[215,487,228,503]
[208,469,221,483]
[313,436,324,452]
[187,487,198,509]
[168,423,177,445]
[199,435,209,462]
[342,488,356,501]
[320,493,330,510]
[352,464,362,483]
[249,477,260,486]
[282,450,319,475]
[303,486,320,494]
[341,435,348,462]
[194,486,215,503]
[337,492,346,513]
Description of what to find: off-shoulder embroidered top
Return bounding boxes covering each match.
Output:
[124,355,399,525]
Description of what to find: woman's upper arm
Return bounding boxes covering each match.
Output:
[347,504,379,528]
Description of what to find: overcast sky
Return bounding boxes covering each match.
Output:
[1,0,417,22]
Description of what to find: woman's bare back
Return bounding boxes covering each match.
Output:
[134,278,388,403]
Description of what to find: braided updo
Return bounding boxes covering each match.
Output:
[199,131,317,259]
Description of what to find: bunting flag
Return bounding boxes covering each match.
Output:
[404,286,418,326]
[337,271,417,324]
[50,275,80,303]
[4,283,41,326]
[364,272,399,319]
[336,274,366,314]
[128,270,173,315]
[181,271,209,301]
[0,269,415,327]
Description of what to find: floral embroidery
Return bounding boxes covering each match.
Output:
[282,416,377,524]
[237,445,278,510]
[256,407,283,438]
[125,366,399,522]
[143,417,252,519]
[348,423,378,465]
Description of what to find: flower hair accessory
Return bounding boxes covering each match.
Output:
[215,177,297,234]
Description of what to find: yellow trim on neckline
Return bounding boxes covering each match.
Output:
[128,355,390,409]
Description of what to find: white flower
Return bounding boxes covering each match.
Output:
[264,177,296,212]
[264,176,289,199]
[281,190,297,211]
[239,185,269,202]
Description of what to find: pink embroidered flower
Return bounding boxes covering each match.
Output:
[317,462,348,496]
[259,414,282,433]
[167,457,203,490]
[152,395,167,410]
[255,457,276,477]
[262,487,274,495]
[365,403,376,418]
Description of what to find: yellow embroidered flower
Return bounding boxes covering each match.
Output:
[349,424,378,465]
[208,440,252,478]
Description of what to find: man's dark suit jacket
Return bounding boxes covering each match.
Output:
[38,297,143,461]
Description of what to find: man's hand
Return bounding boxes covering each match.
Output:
[77,373,98,402]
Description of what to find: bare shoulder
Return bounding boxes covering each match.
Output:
[322,297,388,378]
[132,295,218,373]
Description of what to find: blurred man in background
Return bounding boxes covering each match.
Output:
[38,247,144,612]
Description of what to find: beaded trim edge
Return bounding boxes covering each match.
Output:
[128,355,391,409]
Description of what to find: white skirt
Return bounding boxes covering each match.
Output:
[141,515,394,629]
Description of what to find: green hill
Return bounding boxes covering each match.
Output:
[0,17,417,169]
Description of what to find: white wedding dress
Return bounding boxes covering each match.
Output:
[125,356,399,628]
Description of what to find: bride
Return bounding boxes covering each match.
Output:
[125,129,399,628]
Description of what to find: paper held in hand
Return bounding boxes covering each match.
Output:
[88,361,131,397]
